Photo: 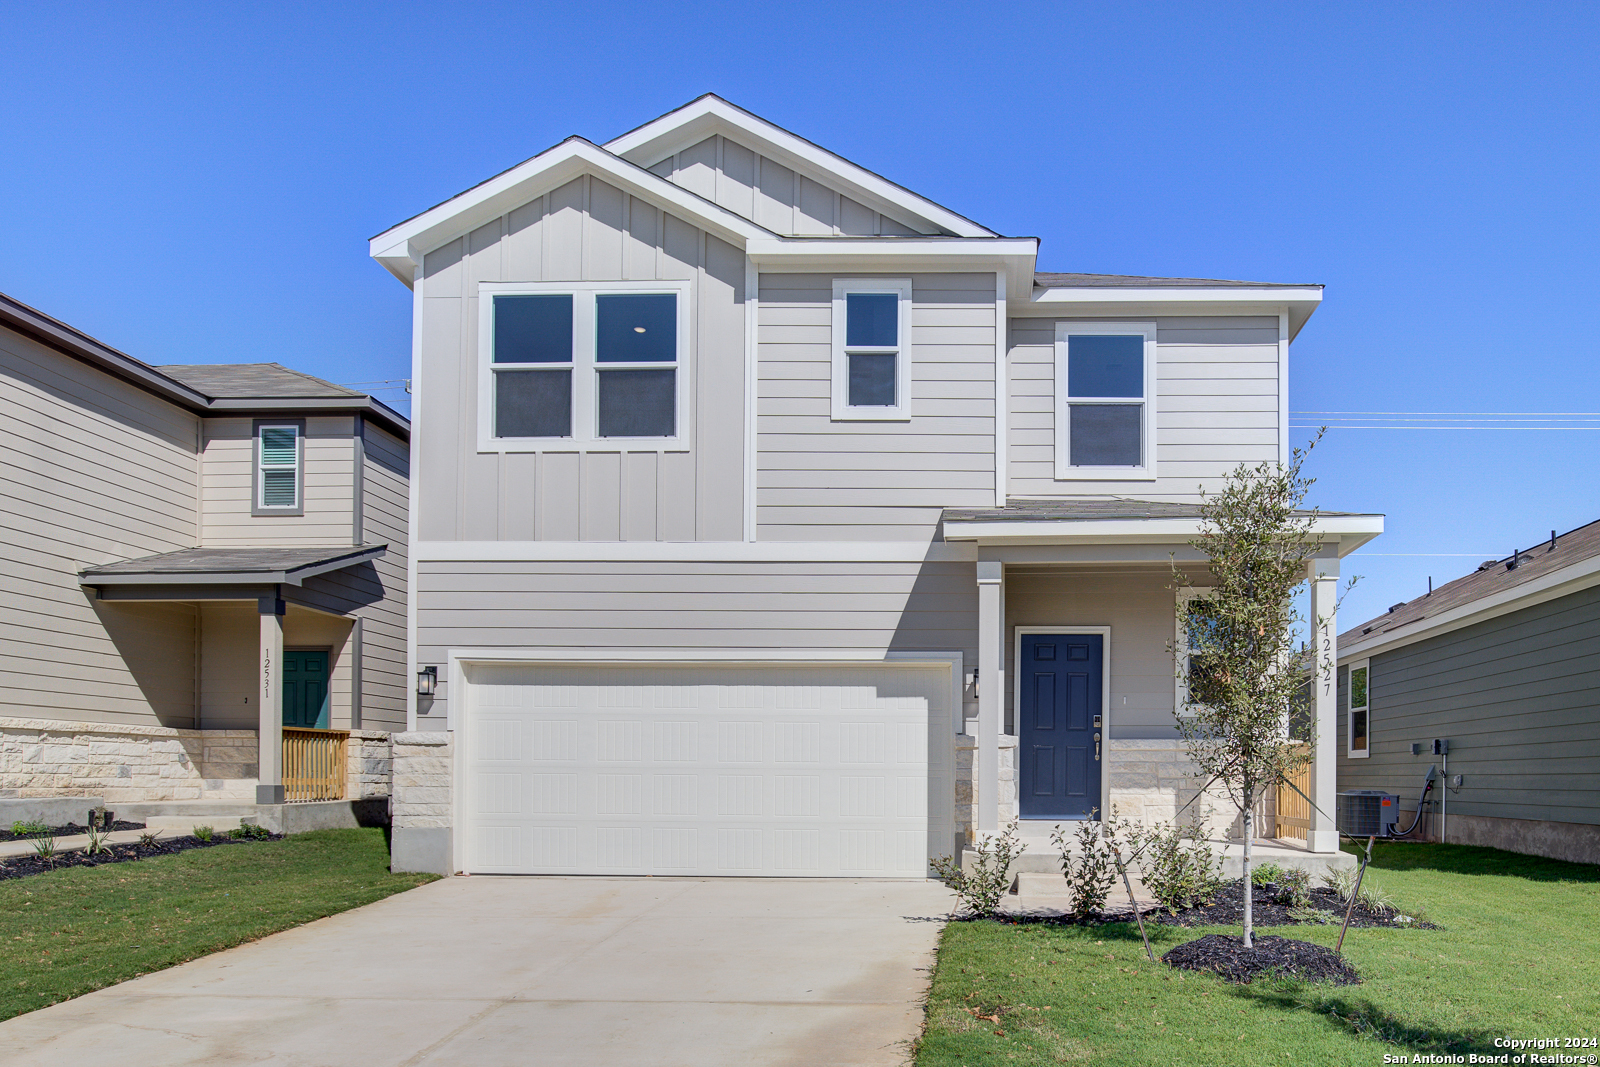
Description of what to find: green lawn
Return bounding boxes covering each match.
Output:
[0,828,436,1021]
[918,843,1600,1066]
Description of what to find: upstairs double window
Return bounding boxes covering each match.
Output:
[832,279,912,420]
[479,281,688,450]
[1054,322,1156,480]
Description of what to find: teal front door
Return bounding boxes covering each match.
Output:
[282,650,331,729]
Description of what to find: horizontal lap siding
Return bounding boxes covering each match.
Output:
[653,135,934,237]
[1338,584,1600,825]
[757,273,996,541]
[356,422,410,729]
[1008,316,1281,501]
[417,560,978,722]
[0,328,201,727]
[200,415,356,546]
[419,175,743,543]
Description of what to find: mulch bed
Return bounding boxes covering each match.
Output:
[0,832,284,881]
[1163,933,1361,985]
[1151,880,1432,929]
[0,821,146,842]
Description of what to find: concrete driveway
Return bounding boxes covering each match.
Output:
[0,875,955,1067]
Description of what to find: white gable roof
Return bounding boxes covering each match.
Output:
[605,95,998,239]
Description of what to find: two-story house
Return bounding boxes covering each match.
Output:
[0,291,409,816]
[371,96,1382,877]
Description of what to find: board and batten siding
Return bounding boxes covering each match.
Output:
[757,273,997,541]
[648,135,932,237]
[1008,316,1282,501]
[418,174,744,543]
[415,559,978,724]
[200,415,358,547]
[1338,583,1600,827]
[0,325,203,727]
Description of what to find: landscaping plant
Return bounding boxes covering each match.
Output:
[83,825,109,856]
[931,822,1026,919]
[1173,433,1350,948]
[1129,819,1225,914]
[229,823,272,840]
[10,820,48,837]
[1049,811,1115,922]
[192,825,215,842]
[31,834,57,866]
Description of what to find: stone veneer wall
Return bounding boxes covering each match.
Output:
[0,717,257,802]
[1106,739,1234,839]
[346,732,394,799]
[389,731,453,875]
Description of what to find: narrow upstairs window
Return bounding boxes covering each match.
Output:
[832,279,912,420]
[1348,660,1370,757]
[256,423,302,512]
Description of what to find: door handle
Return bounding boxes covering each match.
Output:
[1094,731,1101,761]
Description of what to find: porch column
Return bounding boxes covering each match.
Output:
[1307,558,1339,852]
[257,591,285,805]
[976,560,1003,835]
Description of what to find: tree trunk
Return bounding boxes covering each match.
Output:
[1242,783,1254,949]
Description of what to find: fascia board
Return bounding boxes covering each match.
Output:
[81,545,386,588]
[605,96,997,238]
[1339,554,1600,664]
[749,238,1037,296]
[205,397,410,437]
[943,515,1383,549]
[368,139,772,270]
[1028,286,1324,338]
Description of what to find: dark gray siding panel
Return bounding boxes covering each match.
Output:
[1338,583,1600,827]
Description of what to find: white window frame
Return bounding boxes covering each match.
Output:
[1054,320,1157,480]
[831,278,913,421]
[477,279,692,454]
[253,420,303,514]
[1347,658,1371,758]
[1175,588,1215,718]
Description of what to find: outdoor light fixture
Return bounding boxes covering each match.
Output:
[416,666,437,697]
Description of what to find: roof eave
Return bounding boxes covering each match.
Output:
[204,396,409,437]
[1026,285,1324,338]
[80,544,387,588]
[941,514,1382,556]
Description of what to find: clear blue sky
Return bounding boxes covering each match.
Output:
[4,2,1597,629]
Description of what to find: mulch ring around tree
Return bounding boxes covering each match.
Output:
[1151,880,1434,929]
[1163,933,1361,985]
[0,833,284,881]
[0,821,147,843]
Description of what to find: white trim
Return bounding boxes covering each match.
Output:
[413,540,979,563]
[254,422,303,511]
[1277,309,1290,464]
[831,278,913,421]
[944,514,1384,548]
[1012,626,1113,822]
[994,271,1008,508]
[602,95,998,238]
[406,261,424,730]
[475,280,692,454]
[743,257,759,541]
[1031,286,1324,305]
[1346,658,1371,758]
[1339,551,1600,663]
[1053,321,1157,481]
[1174,588,1215,720]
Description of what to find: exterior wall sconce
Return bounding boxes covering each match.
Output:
[416,666,437,697]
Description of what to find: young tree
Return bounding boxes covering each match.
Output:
[1173,437,1337,948]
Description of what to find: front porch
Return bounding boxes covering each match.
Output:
[943,499,1383,868]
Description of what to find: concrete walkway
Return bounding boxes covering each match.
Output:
[0,875,955,1067]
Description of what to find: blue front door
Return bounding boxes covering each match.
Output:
[1019,633,1103,820]
[282,650,331,729]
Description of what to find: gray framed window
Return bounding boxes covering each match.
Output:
[478,281,689,451]
[1348,660,1370,757]
[1054,322,1157,480]
[252,419,304,516]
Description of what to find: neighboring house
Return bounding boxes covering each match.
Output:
[370,94,1382,877]
[1337,520,1600,864]
[0,291,409,808]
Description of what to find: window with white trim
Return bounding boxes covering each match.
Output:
[1347,659,1370,757]
[1054,321,1156,479]
[255,422,302,513]
[1176,588,1219,718]
[478,280,689,451]
[832,278,912,420]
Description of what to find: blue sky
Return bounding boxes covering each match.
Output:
[4,2,1597,629]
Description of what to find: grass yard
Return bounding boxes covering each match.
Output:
[0,827,436,1021]
[918,843,1600,1066]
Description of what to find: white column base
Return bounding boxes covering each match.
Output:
[1307,828,1341,854]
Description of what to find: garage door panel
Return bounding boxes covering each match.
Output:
[463,664,952,877]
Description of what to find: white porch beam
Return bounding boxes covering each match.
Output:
[1308,558,1340,852]
[257,592,286,805]
[976,561,1003,835]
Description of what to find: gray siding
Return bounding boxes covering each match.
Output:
[1338,583,1600,827]
[353,420,409,729]
[0,326,202,727]
[1008,316,1282,501]
[650,135,934,237]
[418,174,744,543]
[757,273,997,540]
[416,559,978,724]
[200,415,357,547]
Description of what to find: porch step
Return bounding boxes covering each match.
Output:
[142,814,249,834]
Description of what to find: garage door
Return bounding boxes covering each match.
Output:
[460,663,953,877]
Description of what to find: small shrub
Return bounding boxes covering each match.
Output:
[1251,862,1288,886]
[192,825,215,842]
[1050,810,1115,921]
[31,834,58,865]
[1277,866,1312,906]
[83,825,109,856]
[1322,866,1400,915]
[1129,820,1225,914]
[229,822,272,840]
[931,822,1026,919]
[10,820,48,837]
[137,830,163,849]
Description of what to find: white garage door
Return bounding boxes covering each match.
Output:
[460,663,953,877]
